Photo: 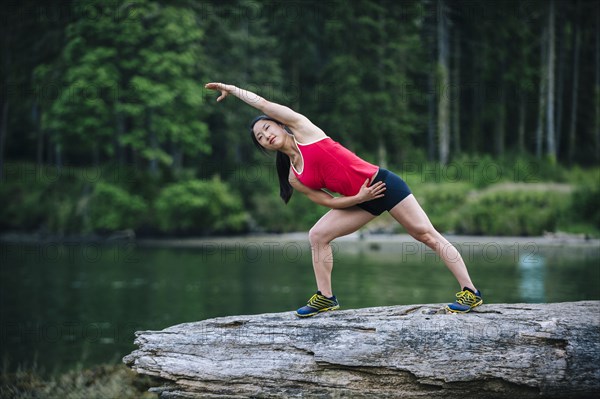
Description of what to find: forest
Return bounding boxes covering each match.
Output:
[1,0,599,237]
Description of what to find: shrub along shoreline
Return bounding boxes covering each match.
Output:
[1,161,599,238]
[0,364,159,399]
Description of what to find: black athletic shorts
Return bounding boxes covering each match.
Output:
[356,168,412,216]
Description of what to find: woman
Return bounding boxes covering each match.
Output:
[205,82,483,317]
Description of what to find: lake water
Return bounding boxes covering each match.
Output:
[1,236,599,375]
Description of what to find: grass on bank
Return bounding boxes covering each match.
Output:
[0,364,159,399]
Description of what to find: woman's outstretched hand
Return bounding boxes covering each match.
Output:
[205,82,234,102]
[356,178,386,203]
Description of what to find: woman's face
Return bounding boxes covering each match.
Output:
[252,119,287,150]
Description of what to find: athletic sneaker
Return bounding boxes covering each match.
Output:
[295,291,340,317]
[446,287,483,313]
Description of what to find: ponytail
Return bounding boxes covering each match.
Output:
[276,151,293,204]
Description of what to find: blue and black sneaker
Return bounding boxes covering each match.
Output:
[295,291,340,318]
[446,287,483,313]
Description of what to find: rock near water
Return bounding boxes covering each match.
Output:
[124,301,600,398]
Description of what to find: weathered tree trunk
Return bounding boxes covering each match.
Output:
[125,301,600,399]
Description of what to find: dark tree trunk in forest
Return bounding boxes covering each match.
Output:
[518,91,526,154]
[34,103,44,167]
[377,139,387,170]
[0,33,10,180]
[377,8,387,169]
[291,59,300,112]
[170,140,183,172]
[427,68,436,161]
[92,143,100,167]
[54,139,62,170]
[568,2,581,165]
[495,56,506,156]
[595,5,600,162]
[546,0,556,161]
[146,109,158,176]
[437,0,450,165]
[115,110,125,167]
[555,5,566,158]
[452,30,461,155]
[470,81,482,153]
[0,99,8,180]
[536,28,547,159]
[470,36,485,154]
[518,36,527,154]
[426,2,436,162]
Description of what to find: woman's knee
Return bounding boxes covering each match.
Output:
[308,226,332,246]
[410,226,438,247]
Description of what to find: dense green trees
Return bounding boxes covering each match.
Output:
[1,0,599,235]
[32,0,209,171]
[3,0,599,171]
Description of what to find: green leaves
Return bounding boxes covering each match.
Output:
[88,182,148,231]
[154,178,247,234]
[35,0,209,168]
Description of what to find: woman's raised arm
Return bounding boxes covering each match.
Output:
[205,82,324,138]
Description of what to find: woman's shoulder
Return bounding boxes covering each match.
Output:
[295,135,331,146]
[288,117,328,144]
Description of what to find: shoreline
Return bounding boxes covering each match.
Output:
[1,230,599,250]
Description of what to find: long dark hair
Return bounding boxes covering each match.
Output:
[249,115,294,204]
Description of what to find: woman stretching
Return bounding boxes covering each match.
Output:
[205,82,483,317]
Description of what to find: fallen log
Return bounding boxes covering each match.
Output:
[123,301,600,398]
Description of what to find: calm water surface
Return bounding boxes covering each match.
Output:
[1,237,598,375]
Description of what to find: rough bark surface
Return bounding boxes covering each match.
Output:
[124,301,600,398]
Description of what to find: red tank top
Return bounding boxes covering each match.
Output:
[291,136,379,196]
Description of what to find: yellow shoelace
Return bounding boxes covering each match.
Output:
[455,290,479,306]
[307,294,334,308]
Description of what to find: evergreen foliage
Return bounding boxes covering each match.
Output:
[1,0,599,236]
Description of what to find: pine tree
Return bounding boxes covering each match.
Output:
[36,0,209,172]
[196,0,285,175]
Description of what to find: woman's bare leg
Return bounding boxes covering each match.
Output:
[388,195,477,291]
[308,207,376,297]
